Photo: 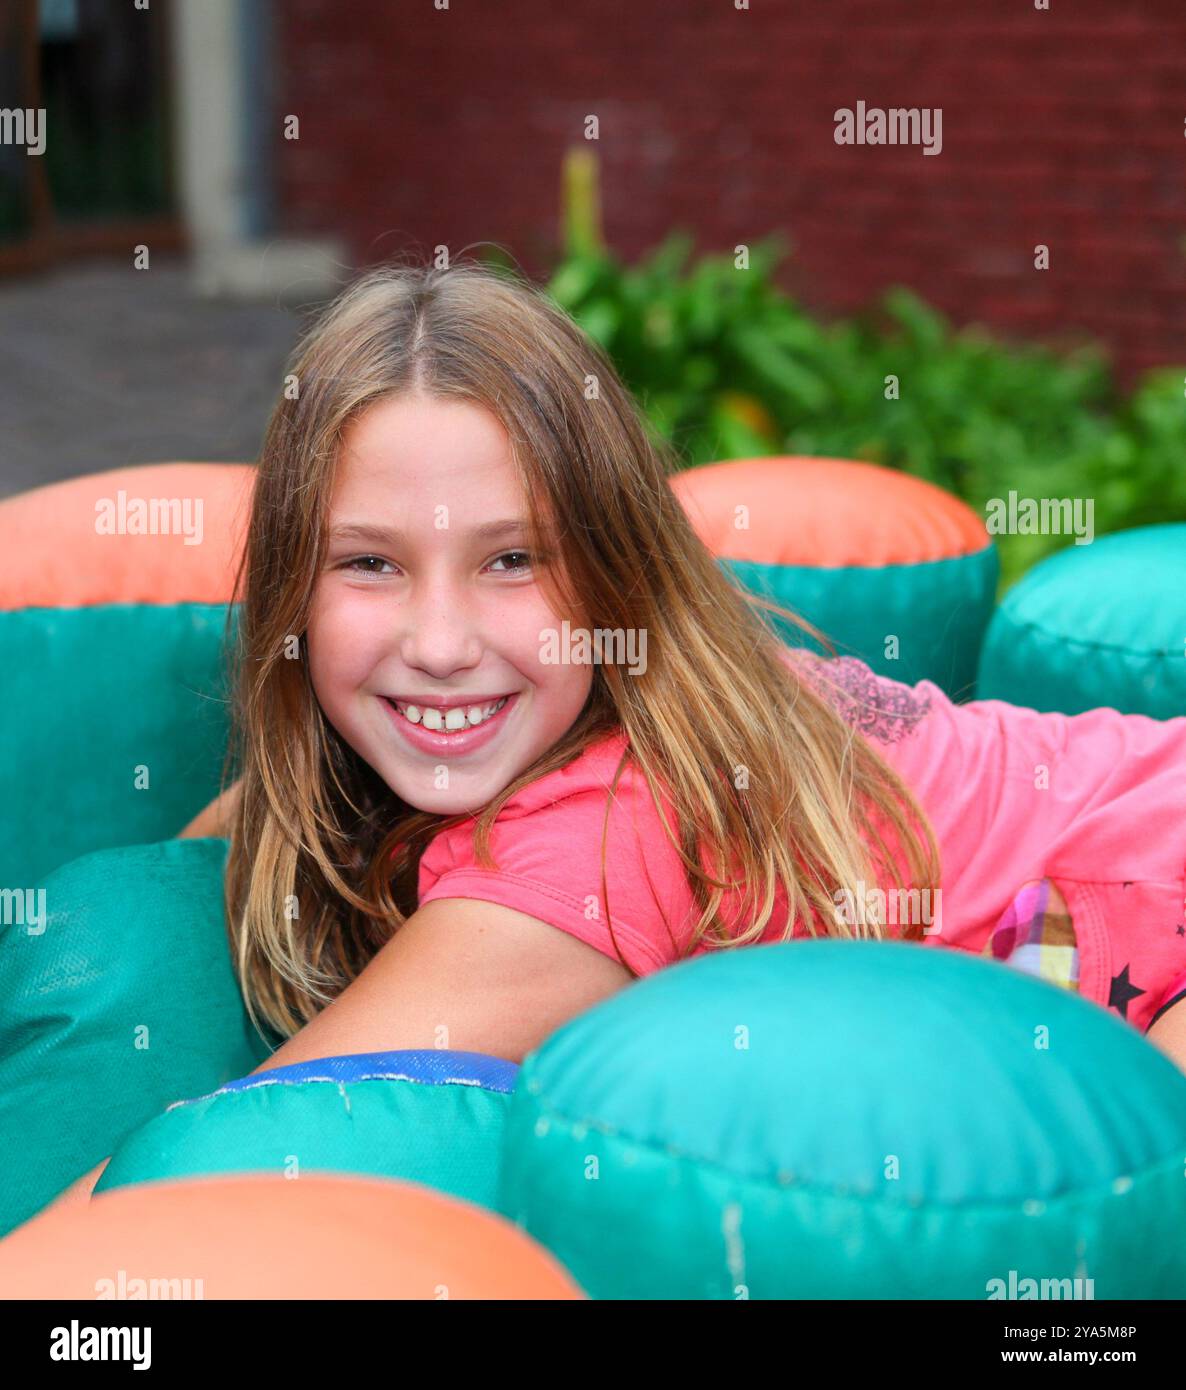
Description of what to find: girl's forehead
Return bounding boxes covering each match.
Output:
[326,396,564,540]
[331,438,524,511]
[332,445,523,496]
[333,396,521,495]
[344,393,509,458]
[324,467,551,558]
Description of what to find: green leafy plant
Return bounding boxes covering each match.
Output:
[539,152,1186,592]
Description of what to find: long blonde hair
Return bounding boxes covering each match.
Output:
[222,259,941,1040]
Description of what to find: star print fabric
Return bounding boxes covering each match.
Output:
[983,878,1186,1035]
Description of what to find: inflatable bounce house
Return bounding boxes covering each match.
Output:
[2,456,1186,1299]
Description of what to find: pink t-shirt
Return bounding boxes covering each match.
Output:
[418,653,1186,1035]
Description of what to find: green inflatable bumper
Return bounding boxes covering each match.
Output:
[0,838,276,1236]
[498,940,1186,1299]
[0,602,237,889]
[726,548,998,697]
[95,1051,518,1214]
[671,456,999,699]
[978,524,1186,718]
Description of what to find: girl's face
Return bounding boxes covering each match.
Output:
[307,393,593,816]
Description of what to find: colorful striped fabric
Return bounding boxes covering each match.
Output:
[984,877,1081,995]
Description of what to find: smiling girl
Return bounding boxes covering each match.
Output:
[49,258,1186,1209]
[202,257,1186,1082]
[215,260,941,1068]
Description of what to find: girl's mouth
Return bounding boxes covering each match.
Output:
[381,692,518,755]
[390,696,509,731]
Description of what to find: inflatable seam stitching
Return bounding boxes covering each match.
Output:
[519,1087,1185,1212]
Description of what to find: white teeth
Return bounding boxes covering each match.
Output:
[392,696,508,733]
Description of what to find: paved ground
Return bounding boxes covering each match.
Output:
[0,258,312,498]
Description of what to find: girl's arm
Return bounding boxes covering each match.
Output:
[250,896,634,1074]
[177,779,242,839]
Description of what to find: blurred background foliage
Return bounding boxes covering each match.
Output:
[537,151,1186,593]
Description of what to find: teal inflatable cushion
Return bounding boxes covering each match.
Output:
[977,525,1186,717]
[0,838,275,1236]
[0,603,238,887]
[498,941,1186,1299]
[726,549,998,699]
[671,457,998,699]
[96,1051,518,1214]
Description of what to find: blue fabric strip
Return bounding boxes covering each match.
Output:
[211,1049,519,1096]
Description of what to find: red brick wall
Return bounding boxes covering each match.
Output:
[272,0,1186,384]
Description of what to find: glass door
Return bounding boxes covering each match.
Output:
[0,0,180,273]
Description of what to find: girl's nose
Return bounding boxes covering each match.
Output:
[397,577,483,677]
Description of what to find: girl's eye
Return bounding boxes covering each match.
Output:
[486,550,533,574]
[339,552,533,578]
[343,555,395,577]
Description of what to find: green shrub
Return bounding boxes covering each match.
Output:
[536,169,1186,593]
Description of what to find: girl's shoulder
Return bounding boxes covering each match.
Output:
[781,648,935,746]
[417,727,695,975]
